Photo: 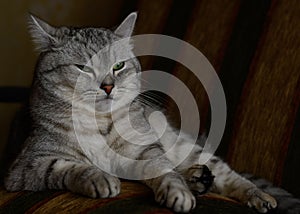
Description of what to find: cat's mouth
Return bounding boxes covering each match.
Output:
[104,95,113,100]
[96,94,114,102]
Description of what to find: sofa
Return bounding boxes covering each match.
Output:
[0,181,256,213]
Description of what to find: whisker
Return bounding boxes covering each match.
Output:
[135,96,163,109]
[139,92,167,103]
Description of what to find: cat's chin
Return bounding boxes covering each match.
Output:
[95,98,124,114]
[95,99,113,113]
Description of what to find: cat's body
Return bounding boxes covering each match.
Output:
[4,13,279,213]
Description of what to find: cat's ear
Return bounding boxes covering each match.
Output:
[28,14,59,52]
[114,12,137,38]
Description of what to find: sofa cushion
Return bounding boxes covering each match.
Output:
[0,181,257,214]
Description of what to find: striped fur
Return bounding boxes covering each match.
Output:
[4,13,288,213]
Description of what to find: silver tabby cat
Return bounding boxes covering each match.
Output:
[5,12,278,213]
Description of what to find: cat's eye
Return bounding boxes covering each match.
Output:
[112,62,125,73]
[75,64,94,73]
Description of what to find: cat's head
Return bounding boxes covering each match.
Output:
[29,13,141,113]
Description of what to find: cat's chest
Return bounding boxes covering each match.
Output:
[96,117,113,135]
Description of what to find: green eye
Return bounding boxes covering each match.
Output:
[112,62,125,72]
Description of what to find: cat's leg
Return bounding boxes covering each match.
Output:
[176,151,277,213]
[160,129,215,195]
[138,143,196,213]
[206,156,277,213]
[172,144,277,212]
[160,127,277,213]
[143,171,196,213]
[5,156,120,198]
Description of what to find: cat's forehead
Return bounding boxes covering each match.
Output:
[67,27,133,62]
[70,27,117,47]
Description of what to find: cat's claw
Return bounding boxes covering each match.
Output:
[246,189,277,213]
[155,177,196,213]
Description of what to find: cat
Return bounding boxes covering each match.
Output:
[4,12,279,213]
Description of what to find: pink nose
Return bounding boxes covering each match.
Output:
[100,84,114,95]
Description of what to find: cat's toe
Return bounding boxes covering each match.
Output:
[155,174,196,213]
[184,164,214,195]
[75,171,121,198]
[95,174,121,198]
[156,185,196,213]
[167,188,195,212]
[247,189,277,213]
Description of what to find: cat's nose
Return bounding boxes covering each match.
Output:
[100,83,114,95]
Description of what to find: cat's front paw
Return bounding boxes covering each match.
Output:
[69,169,121,198]
[183,164,215,195]
[246,188,277,213]
[155,176,196,213]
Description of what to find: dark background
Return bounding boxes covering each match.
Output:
[0,0,299,198]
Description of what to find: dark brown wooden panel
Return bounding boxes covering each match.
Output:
[182,0,240,71]
[228,0,300,184]
[217,0,272,157]
[134,0,173,71]
[282,103,300,197]
[135,0,173,35]
[169,0,240,132]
